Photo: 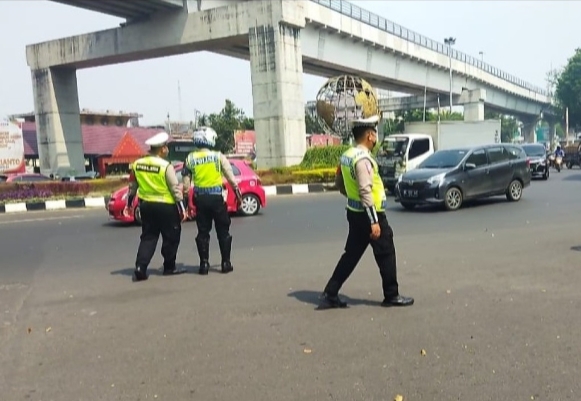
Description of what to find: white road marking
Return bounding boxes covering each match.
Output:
[0,215,84,225]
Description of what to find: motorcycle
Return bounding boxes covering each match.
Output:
[555,155,563,172]
[548,154,556,168]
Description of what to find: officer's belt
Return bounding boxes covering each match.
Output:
[347,198,387,211]
[194,185,223,195]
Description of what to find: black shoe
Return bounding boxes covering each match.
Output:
[195,237,211,275]
[221,261,233,274]
[319,292,348,308]
[198,261,210,275]
[134,267,148,282]
[381,295,414,307]
[218,235,234,274]
[162,267,187,276]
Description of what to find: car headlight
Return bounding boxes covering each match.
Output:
[427,173,445,186]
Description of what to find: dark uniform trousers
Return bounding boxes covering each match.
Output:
[135,200,181,271]
[325,210,399,298]
[194,193,233,269]
[194,194,231,242]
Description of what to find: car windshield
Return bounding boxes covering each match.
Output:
[522,145,546,157]
[419,149,468,169]
[378,137,409,157]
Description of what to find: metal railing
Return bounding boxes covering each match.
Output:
[310,0,548,97]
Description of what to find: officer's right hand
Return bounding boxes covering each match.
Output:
[370,223,381,240]
[180,210,188,223]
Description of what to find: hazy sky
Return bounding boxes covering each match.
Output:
[1,1,579,125]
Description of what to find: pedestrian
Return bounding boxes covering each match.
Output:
[321,115,414,308]
[124,132,188,282]
[182,127,243,275]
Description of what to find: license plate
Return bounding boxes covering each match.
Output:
[403,189,418,198]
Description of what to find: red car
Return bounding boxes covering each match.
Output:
[106,159,267,224]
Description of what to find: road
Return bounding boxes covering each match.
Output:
[1,170,581,401]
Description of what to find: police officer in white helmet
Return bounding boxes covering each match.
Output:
[182,127,242,275]
[125,132,188,282]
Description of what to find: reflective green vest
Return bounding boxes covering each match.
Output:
[340,147,387,212]
[132,156,174,204]
[185,150,223,195]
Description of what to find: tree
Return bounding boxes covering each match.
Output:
[197,100,251,153]
[556,48,581,131]
[305,111,325,134]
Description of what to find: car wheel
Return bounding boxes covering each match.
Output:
[239,194,260,216]
[444,187,463,211]
[506,179,523,202]
[401,202,416,210]
[134,206,142,225]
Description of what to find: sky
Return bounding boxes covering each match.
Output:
[1,1,580,126]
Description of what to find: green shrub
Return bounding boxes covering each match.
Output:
[300,145,350,169]
[291,168,336,183]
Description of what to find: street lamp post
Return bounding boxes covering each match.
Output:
[479,51,484,61]
[444,37,456,113]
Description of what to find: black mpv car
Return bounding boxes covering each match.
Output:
[521,143,549,180]
[394,144,532,211]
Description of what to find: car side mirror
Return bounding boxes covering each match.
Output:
[464,163,476,170]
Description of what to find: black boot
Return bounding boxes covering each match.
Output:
[218,235,234,274]
[195,237,210,275]
[134,266,148,282]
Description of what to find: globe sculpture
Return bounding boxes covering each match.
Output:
[314,75,381,140]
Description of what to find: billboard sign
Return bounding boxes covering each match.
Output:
[0,120,26,174]
[234,130,256,159]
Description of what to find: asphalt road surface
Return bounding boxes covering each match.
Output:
[1,170,581,401]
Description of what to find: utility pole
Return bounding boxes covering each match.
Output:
[444,37,456,114]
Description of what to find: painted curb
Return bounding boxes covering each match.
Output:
[0,184,338,214]
[0,196,108,214]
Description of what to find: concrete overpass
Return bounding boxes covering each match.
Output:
[29,0,551,174]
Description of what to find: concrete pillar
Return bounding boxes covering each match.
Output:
[248,1,306,168]
[458,88,486,122]
[31,67,85,176]
[521,120,537,143]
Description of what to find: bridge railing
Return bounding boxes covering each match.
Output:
[310,0,548,97]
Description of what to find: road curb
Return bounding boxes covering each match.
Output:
[0,185,338,214]
[0,196,109,214]
[263,183,337,196]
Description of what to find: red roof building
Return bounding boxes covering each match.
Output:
[22,122,164,177]
[22,122,163,157]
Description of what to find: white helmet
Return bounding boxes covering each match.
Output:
[192,126,217,148]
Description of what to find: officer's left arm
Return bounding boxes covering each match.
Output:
[219,154,239,189]
[165,165,186,214]
[126,170,138,207]
[354,158,379,224]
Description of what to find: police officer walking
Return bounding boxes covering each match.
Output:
[125,132,188,282]
[182,127,242,275]
[321,116,414,308]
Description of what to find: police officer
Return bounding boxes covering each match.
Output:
[125,132,187,282]
[182,127,242,275]
[321,116,414,308]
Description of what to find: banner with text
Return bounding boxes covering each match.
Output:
[0,120,26,174]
